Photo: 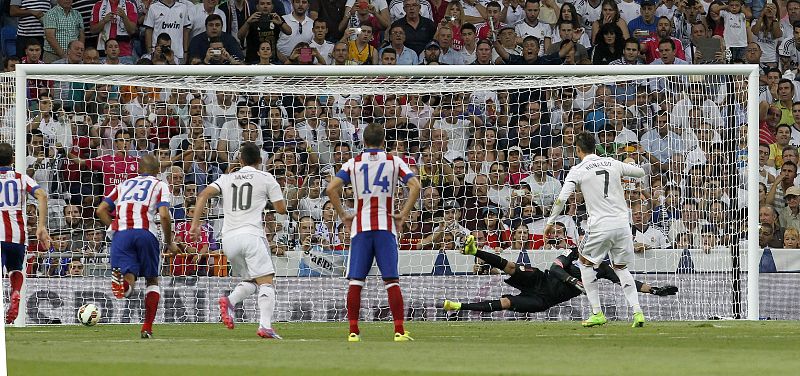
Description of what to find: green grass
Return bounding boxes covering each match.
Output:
[7,321,800,376]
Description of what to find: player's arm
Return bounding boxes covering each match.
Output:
[271,199,288,215]
[32,187,51,249]
[617,159,646,178]
[192,184,221,239]
[97,200,113,227]
[158,206,177,254]
[397,175,421,219]
[549,249,583,292]
[326,175,351,220]
[544,178,577,233]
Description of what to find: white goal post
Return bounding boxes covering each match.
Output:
[4,64,761,325]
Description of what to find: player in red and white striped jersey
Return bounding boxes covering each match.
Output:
[0,143,51,324]
[326,123,421,342]
[97,154,177,338]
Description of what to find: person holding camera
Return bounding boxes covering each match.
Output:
[286,42,325,64]
[201,37,243,64]
[141,33,180,64]
[240,0,291,63]
[189,14,244,62]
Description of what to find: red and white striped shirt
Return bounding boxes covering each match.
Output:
[336,149,415,236]
[0,167,40,244]
[103,175,171,237]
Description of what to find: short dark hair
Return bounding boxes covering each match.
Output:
[0,142,13,166]
[25,39,42,49]
[2,56,19,70]
[777,124,792,134]
[624,37,640,48]
[783,160,798,172]
[114,129,132,139]
[658,38,676,51]
[157,32,172,42]
[362,123,385,148]
[381,47,397,57]
[239,142,262,166]
[575,132,596,154]
[205,14,224,26]
[460,23,476,33]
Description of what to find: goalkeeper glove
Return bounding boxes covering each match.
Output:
[566,276,585,294]
[649,285,678,296]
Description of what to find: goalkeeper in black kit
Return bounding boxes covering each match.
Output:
[442,235,677,314]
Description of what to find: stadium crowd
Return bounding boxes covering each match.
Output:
[0,0,794,277]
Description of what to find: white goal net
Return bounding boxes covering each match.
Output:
[1,65,767,325]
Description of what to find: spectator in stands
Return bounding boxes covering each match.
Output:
[307,19,334,64]
[640,110,683,164]
[778,186,800,232]
[343,23,378,64]
[89,0,137,59]
[67,259,85,277]
[381,25,419,65]
[42,0,85,63]
[495,35,570,65]
[590,23,624,65]
[504,222,533,253]
[190,14,245,62]
[783,227,800,248]
[478,205,509,251]
[239,0,288,62]
[391,0,436,54]
[298,175,325,221]
[140,33,180,64]
[217,102,258,165]
[628,0,657,39]
[759,221,776,248]
[276,0,313,62]
[522,153,561,208]
[44,232,73,276]
[768,124,791,169]
[143,0,190,62]
[759,204,785,248]
[66,128,138,201]
[182,136,223,191]
[481,161,514,214]
[417,199,468,250]
[190,0,226,39]
[534,221,574,250]
[10,0,51,58]
[459,23,477,64]
[100,38,126,64]
[668,199,706,247]
[641,16,685,64]
[79,227,108,263]
[632,200,668,253]
[766,161,798,208]
[505,146,529,185]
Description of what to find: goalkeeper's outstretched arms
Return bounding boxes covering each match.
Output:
[594,262,678,296]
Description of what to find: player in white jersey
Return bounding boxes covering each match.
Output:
[97,155,176,338]
[544,132,647,328]
[326,123,421,342]
[191,142,288,339]
[0,143,51,324]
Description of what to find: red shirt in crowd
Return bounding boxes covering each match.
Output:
[86,154,139,196]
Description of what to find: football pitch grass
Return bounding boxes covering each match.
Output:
[7,321,800,376]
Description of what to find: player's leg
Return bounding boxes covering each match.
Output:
[253,274,281,339]
[577,231,609,327]
[218,237,254,330]
[110,231,139,299]
[138,231,162,338]
[345,232,373,341]
[445,265,542,312]
[374,231,411,341]
[609,230,644,327]
[462,238,516,275]
[247,237,280,339]
[446,298,509,312]
[3,242,26,324]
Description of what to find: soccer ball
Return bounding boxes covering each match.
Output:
[78,304,101,326]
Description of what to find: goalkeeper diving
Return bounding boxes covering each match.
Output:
[442,236,677,314]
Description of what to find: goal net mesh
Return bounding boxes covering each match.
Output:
[0,70,765,325]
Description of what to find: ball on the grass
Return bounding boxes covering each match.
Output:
[78,304,101,326]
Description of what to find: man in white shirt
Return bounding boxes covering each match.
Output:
[189,0,226,38]
[276,0,313,62]
[514,0,551,56]
[143,0,191,62]
[545,132,646,327]
[521,153,561,207]
[632,201,668,253]
[309,19,334,64]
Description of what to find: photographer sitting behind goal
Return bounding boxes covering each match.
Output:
[189,14,244,63]
[200,37,243,65]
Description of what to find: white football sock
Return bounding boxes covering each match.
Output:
[228,281,257,306]
[613,267,642,314]
[257,283,276,329]
[578,263,602,314]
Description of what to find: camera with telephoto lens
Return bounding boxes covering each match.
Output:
[160,45,172,58]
